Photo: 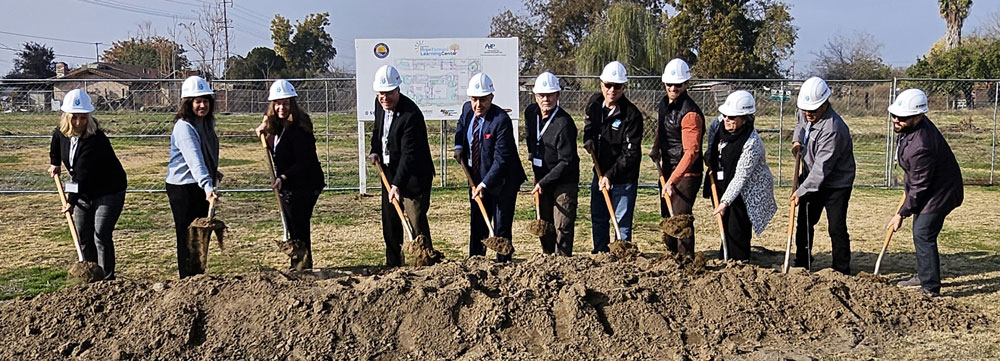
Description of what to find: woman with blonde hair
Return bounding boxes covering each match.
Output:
[48,89,127,280]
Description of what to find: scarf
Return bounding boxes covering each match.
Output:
[193,118,219,183]
[706,116,754,194]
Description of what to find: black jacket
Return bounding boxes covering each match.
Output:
[370,94,435,197]
[273,123,325,191]
[897,116,963,217]
[583,93,643,184]
[49,127,127,204]
[524,104,579,187]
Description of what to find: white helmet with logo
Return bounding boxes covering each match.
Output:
[268,79,298,101]
[661,58,691,84]
[888,89,929,117]
[797,76,831,111]
[600,61,628,84]
[466,72,495,97]
[181,76,214,98]
[532,72,561,94]
[61,89,94,114]
[372,65,402,92]
[718,90,756,116]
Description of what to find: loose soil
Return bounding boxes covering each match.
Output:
[482,236,514,256]
[660,215,695,239]
[526,219,554,238]
[66,262,104,284]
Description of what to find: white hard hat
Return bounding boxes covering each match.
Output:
[599,61,628,84]
[373,65,402,92]
[181,76,213,98]
[718,90,756,116]
[797,76,831,111]
[532,72,561,94]
[888,89,929,117]
[466,72,495,97]
[661,58,691,84]
[268,79,298,101]
[60,89,94,114]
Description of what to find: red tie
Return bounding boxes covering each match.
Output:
[471,116,481,179]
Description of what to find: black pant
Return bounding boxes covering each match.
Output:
[381,185,432,267]
[538,182,577,256]
[721,196,753,261]
[166,183,208,279]
[281,188,321,269]
[912,212,949,294]
[660,175,700,257]
[470,189,516,262]
[795,187,852,274]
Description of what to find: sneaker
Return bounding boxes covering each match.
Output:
[896,276,921,288]
[920,288,941,297]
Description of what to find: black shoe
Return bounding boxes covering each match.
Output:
[897,276,921,288]
[920,288,940,297]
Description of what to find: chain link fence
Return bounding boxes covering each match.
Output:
[0,76,996,193]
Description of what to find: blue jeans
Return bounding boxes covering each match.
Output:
[912,212,948,294]
[590,173,637,253]
[72,191,125,280]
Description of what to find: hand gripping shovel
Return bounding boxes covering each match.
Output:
[873,193,907,276]
[187,182,227,275]
[259,134,307,269]
[707,170,729,262]
[459,162,514,257]
[526,188,554,237]
[652,156,694,239]
[781,151,803,273]
[589,152,639,259]
[375,160,442,266]
[53,175,105,283]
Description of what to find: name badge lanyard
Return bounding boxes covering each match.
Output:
[535,107,558,161]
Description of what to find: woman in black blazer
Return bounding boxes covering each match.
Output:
[256,80,325,270]
[48,89,127,280]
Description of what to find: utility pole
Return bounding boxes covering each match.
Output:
[94,42,102,63]
[219,0,232,75]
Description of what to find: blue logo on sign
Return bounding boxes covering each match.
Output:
[374,43,390,59]
[485,43,495,50]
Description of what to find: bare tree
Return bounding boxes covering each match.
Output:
[811,31,891,80]
[180,2,232,78]
[939,0,973,50]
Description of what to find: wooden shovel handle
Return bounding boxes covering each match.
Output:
[590,152,621,240]
[533,188,540,220]
[874,193,907,275]
[376,160,415,241]
[458,161,495,237]
[53,175,84,262]
[650,155,674,216]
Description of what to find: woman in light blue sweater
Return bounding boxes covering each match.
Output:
[165,76,222,278]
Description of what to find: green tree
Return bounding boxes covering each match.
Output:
[667,0,796,78]
[270,13,337,77]
[905,37,1000,107]
[102,36,190,76]
[811,32,892,80]
[575,2,671,77]
[5,42,56,79]
[939,0,973,50]
[224,47,287,79]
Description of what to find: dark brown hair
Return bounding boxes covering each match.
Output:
[173,95,216,124]
[261,97,313,135]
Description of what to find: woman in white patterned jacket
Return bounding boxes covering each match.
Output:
[703,90,777,261]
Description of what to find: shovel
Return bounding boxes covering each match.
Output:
[781,151,803,273]
[459,162,514,256]
[526,188,554,237]
[588,152,638,259]
[652,156,694,239]
[187,182,226,275]
[53,175,105,283]
[375,160,442,266]
[707,170,729,262]
[259,134,307,269]
[873,193,907,276]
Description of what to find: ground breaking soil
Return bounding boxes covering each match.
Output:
[0,254,990,360]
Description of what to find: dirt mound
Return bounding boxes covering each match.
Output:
[0,255,988,360]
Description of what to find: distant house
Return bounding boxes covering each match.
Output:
[52,62,175,111]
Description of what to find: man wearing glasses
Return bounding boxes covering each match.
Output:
[790,76,856,274]
[583,61,643,253]
[650,58,705,258]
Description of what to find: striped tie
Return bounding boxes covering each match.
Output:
[471,116,481,179]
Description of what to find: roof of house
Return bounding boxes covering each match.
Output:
[57,62,163,80]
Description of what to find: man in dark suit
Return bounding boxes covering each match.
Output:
[453,72,527,261]
[525,72,579,256]
[887,89,963,297]
[368,65,436,267]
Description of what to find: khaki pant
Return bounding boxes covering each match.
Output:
[381,186,431,267]
[538,182,578,256]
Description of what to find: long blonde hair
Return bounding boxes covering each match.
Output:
[59,112,98,138]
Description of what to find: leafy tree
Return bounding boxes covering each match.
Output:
[939,0,973,50]
[224,47,287,79]
[271,13,337,77]
[575,2,671,77]
[667,0,796,78]
[811,32,892,80]
[103,36,190,76]
[905,37,1000,106]
[5,42,56,79]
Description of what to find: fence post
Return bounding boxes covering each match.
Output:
[325,80,332,189]
[777,81,784,186]
[885,78,898,187]
[440,119,447,187]
[992,81,998,185]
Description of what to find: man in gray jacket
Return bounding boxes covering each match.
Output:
[791,77,856,274]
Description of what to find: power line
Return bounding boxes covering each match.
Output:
[0,30,97,45]
[78,0,198,20]
[0,45,95,61]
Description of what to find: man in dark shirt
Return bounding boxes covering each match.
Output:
[887,89,963,297]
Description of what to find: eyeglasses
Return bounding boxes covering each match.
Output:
[602,82,624,90]
[723,115,742,122]
[665,83,685,89]
[802,108,823,114]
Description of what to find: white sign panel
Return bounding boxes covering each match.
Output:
[355,38,520,121]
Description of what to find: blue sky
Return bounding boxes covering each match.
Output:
[2,0,999,76]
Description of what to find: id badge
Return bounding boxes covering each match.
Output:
[716,171,724,181]
[65,181,79,193]
[532,158,543,167]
